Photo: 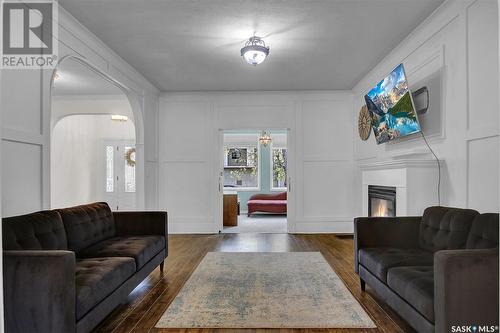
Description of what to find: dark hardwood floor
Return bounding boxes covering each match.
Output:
[94,234,416,333]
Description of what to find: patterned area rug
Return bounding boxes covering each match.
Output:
[156,252,376,328]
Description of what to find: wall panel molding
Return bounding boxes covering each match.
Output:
[2,7,160,218]
[159,92,355,233]
[352,0,498,214]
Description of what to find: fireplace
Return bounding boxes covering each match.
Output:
[368,185,396,217]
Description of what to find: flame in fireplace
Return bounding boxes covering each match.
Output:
[374,200,389,217]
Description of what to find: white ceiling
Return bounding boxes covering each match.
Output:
[59,0,444,91]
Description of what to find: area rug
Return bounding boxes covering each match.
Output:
[155,252,376,328]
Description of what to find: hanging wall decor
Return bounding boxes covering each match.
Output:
[125,148,136,167]
[358,105,372,141]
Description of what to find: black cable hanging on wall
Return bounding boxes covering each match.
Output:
[420,131,441,206]
[412,86,441,206]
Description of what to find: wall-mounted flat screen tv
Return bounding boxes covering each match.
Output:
[364,64,421,144]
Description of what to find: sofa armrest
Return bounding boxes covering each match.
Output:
[354,216,421,273]
[3,250,76,333]
[114,211,168,243]
[434,249,499,332]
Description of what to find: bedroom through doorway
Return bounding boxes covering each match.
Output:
[221,130,288,233]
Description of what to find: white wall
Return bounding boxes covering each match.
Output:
[352,0,499,214]
[51,114,135,208]
[159,91,355,234]
[0,58,4,333]
[1,6,160,218]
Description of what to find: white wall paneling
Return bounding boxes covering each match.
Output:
[159,92,355,234]
[467,136,499,212]
[1,7,160,217]
[0,63,3,332]
[353,0,499,214]
[465,0,500,212]
[2,140,43,217]
[294,97,355,233]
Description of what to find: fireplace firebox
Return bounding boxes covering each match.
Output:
[368,185,396,217]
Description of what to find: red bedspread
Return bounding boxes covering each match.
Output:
[247,192,287,216]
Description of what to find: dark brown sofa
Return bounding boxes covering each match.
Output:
[354,206,499,333]
[3,202,168,333]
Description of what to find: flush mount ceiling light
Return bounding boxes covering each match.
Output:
[111,115,128,122]
[241,36,270,66]
[259,131,272,146]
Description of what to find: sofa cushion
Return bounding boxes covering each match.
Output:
[466,213,499,249]
[358,247,433,283]
[79,236,165,269]
[76,257,136,320]
[387,266,434,322]
[2,211,67,250]
[57,202,115,254]
[419,206,478,252]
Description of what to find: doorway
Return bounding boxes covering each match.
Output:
[103,140,137,211]
[50,57,138,210]
[220,130,288,233]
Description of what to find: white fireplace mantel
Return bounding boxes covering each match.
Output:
[359,159,441,216]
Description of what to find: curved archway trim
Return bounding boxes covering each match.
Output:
[49,55,145,209]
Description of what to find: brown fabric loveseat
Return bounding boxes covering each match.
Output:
[354,206,498,333]
[3,202,168,333]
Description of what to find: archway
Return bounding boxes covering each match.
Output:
[49,56,145,210]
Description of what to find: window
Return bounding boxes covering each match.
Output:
[105,144,136,193]
[223,146,259,189]
[124,146,136,193]
[271,147,287,190]
[106,145,114,192]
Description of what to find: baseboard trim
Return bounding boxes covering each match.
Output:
[167,220,354,234]
[293,221,353,233]
[168,222,217,234]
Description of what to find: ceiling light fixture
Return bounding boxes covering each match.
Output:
[259,131,272,146]
[241,36,270,66]
[111,115,128,122]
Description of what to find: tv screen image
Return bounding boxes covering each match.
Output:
[364,64,421,144]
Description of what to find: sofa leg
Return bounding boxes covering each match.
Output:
[160,262,164,273]
[360,278,366,291]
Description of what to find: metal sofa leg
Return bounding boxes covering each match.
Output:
[360,278,366,291]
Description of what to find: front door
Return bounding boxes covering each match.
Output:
[104,140,136,211]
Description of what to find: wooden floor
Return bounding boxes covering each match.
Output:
[94,234,416,333]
